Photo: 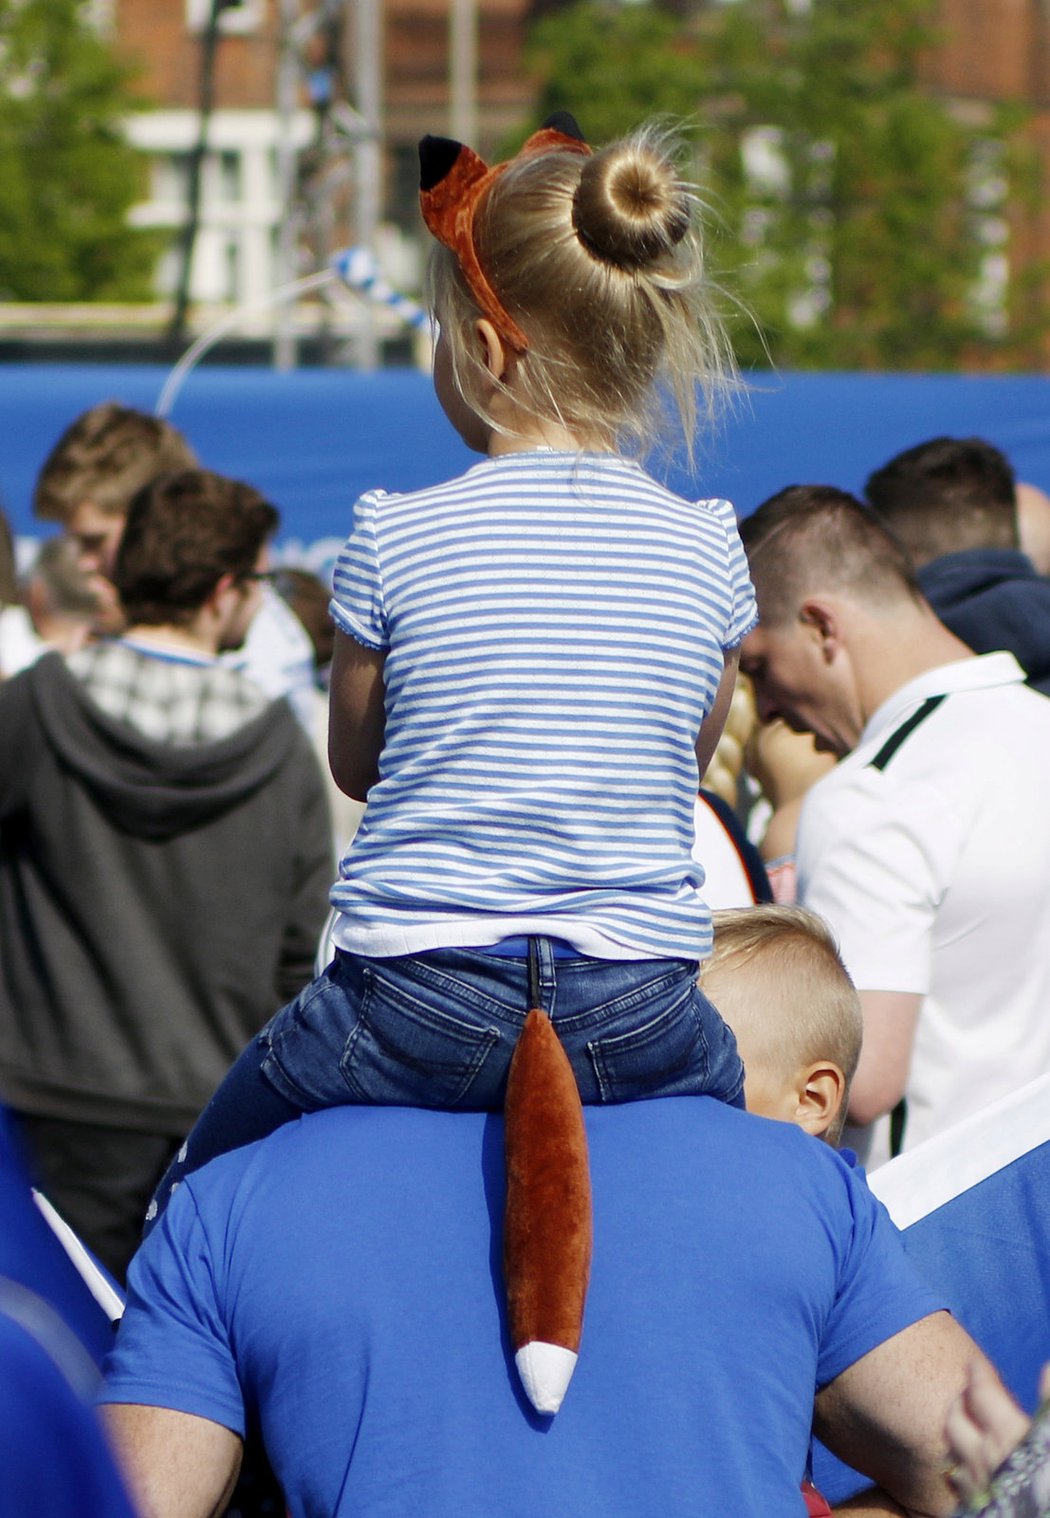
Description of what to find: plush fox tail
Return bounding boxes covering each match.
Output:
[503,1006,593,1416]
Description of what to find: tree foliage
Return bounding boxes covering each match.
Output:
[0,0,157,301]
[522,0,1041,370]
[526,2,708,149]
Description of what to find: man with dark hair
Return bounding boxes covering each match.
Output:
[739,484,1050,1167]
[115,470,278,632]
[865,435,1050,695]
[33,401,318,726]
[0,469,333,1280]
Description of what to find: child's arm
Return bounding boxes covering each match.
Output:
[694,646,741,782]
[328,631,387,802]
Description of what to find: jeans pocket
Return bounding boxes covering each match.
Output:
[587,981,711,1103]
[340,964,503,1108]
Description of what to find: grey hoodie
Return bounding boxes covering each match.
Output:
[0,653,333,1131]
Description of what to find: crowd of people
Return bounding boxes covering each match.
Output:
[1,113,1049,1517]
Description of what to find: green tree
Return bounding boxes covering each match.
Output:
[0,0,157,301]
[521,0,1041,370]
[526,2,708,148]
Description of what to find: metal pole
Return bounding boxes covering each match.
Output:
[167,0,226,356]
[273,0,300,370]
[352,0,382,369]
[450,0,477,147]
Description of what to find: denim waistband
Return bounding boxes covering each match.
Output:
[468,935,581,961]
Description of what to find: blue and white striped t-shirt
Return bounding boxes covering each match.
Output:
[328,451,757,961]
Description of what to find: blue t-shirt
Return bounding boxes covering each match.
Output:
[102,1100,943,1517]
[328,452,757,961]
[0,1301,136,1518]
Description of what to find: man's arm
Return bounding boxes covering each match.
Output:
[328,631,386,802]
[848,991,923,1127]
[832,1495,908,1515]
[814,1311,997,1518]
[103,1405,242,1518]
[795,771,954,1133]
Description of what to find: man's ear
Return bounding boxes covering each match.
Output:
[475,318,511,383]
[794,1061,847,1140]
[203,572,239,629]
[209,571,236,606]
[798,598,842,665]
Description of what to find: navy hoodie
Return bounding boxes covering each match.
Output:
[918,548,1050,697]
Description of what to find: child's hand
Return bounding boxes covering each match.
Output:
[944,1358,1033,1505]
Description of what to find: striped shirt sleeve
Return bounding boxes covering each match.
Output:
[330,491,389,651]
[707,497,758,649]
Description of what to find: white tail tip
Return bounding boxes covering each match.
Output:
[514,1341,578,1415]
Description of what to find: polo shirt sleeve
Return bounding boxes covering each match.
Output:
[329,490,389,651]
[99,1182,245,1438]
[797,769,963,996]
[706,497,758,649]
[816,1154,945,1389]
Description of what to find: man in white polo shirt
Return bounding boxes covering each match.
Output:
[739,484,1050,1168]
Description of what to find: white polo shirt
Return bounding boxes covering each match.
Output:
[797,652,1050,1164]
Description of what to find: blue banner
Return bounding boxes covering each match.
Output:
[3,364,1050,578]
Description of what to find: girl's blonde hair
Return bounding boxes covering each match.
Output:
[425,124,737,463]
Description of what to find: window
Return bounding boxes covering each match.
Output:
[185,0,265,36]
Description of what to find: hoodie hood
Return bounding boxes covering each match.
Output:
[918,548,1050,696]
[28,653,302,841]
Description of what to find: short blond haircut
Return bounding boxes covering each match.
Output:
[425,124,737,465]
[34,402,197,524]
[739,485,921,629]
[702,905,862,1144]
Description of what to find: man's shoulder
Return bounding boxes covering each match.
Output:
[68,641,283,750]
[799,658,1050,876]
[920,546,1046,605]
[819,657,1048,785]
[182,1099,863,1234]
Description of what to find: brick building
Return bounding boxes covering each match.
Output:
[107,0,1049,359]
[114,0,533,338]
[923,0,1050,353]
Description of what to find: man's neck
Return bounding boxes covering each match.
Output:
[121,621,219,659]
[854,603,974,727]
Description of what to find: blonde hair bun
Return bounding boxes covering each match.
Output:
[427,120,736,461]
[572,140,690,270]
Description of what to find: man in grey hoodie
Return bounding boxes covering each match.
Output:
[0,469,333,1279]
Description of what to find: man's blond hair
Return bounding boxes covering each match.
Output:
[34,402,197,524]
[702,905,862,1145]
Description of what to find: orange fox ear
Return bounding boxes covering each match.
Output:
[418,137,489,225]
[417,115,591,356]
[418,135,529,353]
[518,111,590,160]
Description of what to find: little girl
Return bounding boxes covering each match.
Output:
[148,112,756,1221]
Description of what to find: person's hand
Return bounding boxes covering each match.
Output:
[943,1358,1037,1504]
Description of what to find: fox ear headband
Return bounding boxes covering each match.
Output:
[418,111,591,354]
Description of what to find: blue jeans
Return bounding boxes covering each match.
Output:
[146,939,743,1229]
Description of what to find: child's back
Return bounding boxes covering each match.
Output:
[330,453,754,962]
